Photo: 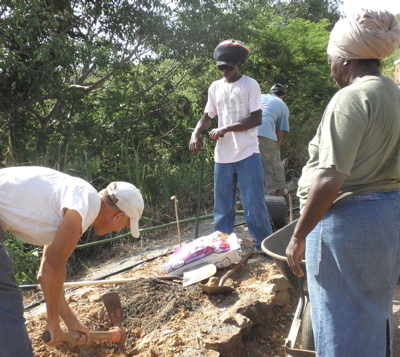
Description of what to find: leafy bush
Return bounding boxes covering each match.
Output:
[4,232,42,285]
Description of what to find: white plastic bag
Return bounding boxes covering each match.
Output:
[166,231,242,276]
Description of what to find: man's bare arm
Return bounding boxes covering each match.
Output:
[208,109,262,139]
[37,209,89,346]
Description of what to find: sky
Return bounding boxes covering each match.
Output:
[339,0,400,16]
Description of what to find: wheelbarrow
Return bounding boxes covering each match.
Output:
[261,219,315,357]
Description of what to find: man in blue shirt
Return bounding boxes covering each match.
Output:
[258,84,289,196]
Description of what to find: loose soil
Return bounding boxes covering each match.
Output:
[23,218,400,357]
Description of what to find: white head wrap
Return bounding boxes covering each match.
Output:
[327,9,400,60]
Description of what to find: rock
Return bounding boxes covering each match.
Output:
[274,289,291,306]
[268,274,291,291]
[206,277,219,286]
[67,294,78,302]
[89,294,102,302]
[258,283,277,295]
[131,347,140,355]
[204,351,220,356]
[224,295,273,325]
[132,328,142,338]
[199,294,276,356]
[221,313,253,335]
[184,349,220,356]
[136,332,156,351]
[203,328,245,356]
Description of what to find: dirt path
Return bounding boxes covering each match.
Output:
[22,218,400,356]
[24,219,295,356]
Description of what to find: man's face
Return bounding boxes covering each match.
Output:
[217,63,241,82]
[93,211,130,236]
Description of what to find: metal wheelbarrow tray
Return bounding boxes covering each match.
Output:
[261,219,315,357]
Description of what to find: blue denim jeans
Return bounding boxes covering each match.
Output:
[0,238,33,356]
[214,153,272,246]
[306,191,400,357]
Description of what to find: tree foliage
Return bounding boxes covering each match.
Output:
[245,8,337,174]
[0,0,252,166]
[3,0,385,219]
[271,0,341,24]
[3,0,400,283]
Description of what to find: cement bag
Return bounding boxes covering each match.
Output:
[166,231,242,276]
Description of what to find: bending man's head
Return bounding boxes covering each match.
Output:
[96,182,144,237]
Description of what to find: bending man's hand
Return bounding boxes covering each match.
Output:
[67,321,90,346]
[44,321,65,347]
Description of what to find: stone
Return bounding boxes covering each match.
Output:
[274,289,292,306]
[221,313,253,335]
[223,295,273,325]
[268,274,292,291]
[203,329,245,356]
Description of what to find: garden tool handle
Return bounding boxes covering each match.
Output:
[42,326,123,343]
[188,128,224,138]
[219,251,255,286]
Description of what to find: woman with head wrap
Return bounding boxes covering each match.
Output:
[286,9,400,357]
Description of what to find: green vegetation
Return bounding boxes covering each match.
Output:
[4,232,42,285]
[1,0,399,283]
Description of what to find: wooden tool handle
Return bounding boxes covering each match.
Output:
[42,328,122,343]
[21,276,181,290]
[219,251,255,286]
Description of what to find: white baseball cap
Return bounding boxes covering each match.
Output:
[106,182,144,238]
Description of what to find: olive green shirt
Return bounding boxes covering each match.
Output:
[298,75,400,209]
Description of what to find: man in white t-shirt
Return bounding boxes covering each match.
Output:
[189,40,272,251]
[0,166,144,356]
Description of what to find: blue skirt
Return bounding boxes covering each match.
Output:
[306,191,400,357]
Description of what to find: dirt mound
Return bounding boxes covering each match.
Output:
[24,221,300,356]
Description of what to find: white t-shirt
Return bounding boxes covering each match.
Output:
[0,166,101,245]
[205,75,262,163]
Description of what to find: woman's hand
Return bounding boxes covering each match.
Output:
[286,235,306,277]
[286,167,346,277]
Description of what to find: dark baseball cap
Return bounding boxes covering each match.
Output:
[269,84,286,95]
[213,40,249,67]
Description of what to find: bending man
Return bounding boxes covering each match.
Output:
[0,166,144,355]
